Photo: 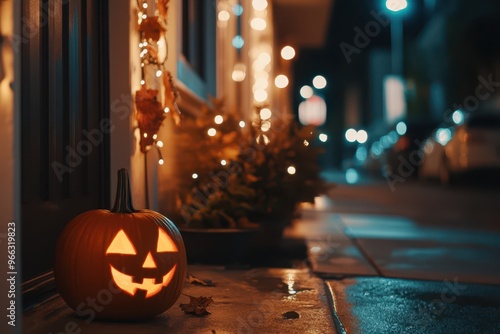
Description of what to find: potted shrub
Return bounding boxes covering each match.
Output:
[169,101,328,262]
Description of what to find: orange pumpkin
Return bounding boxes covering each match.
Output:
[54,168,186,320]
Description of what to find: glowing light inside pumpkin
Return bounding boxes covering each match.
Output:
[110,264,177,298]
[106,230,137,255]
[107,228,179,298]
[157,227,178,252]
[142,252,157,268]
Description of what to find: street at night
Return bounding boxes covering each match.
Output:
[298,171,500,333]
[2,0,500,332]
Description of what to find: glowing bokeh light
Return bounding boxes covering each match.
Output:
[232,35,244,49]
[260,108,272,120]
[357,130,368,144]
[218,10,230,22]
[345,128,357,143]
[214,115,223,124]
[312,75,327,89]
[275,75,289,88]
[300,85,314,99]
[396,121,407,136]
[386,0,408,12]
[281,46,296,60]
[250,18,266,31]
[254,89,268,102]
[252,0,268,11]
[346,168,360,184]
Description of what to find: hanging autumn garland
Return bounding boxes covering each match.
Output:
[135,0,181,156]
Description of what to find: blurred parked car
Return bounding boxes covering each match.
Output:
[383,119,440,178]
[437,112,500,183]
[419,125,455,181]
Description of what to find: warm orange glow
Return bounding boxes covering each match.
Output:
[157,227,178,252]
[106,230,137,255]
[110,264,177,298]
[281,46,296,60]
[142,252,157,268]
[106,228,179,297]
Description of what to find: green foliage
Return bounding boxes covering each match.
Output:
[171,101,328,229]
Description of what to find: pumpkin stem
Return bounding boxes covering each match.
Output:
[111,168,137,213]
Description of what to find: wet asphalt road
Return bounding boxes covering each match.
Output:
[320,170,500,333]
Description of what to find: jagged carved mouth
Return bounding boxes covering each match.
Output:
[110,264,177,298]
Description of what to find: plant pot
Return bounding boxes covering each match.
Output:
[252,216,290,253]
[179,227,260,264]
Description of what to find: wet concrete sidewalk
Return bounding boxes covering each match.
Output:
[295,169,500,334]
[289,205,500,333]
[24,184,500,333]
[24,266,337,333]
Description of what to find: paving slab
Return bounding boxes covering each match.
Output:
[326,277,500,334]
[339,214,500,285]
[23,266,336,334]
[288,210,378,278]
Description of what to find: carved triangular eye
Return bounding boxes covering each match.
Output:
[142,252,157,268]
[157,227,178,252]
[106,230,137,255]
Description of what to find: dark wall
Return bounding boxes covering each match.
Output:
[21,0,110,283]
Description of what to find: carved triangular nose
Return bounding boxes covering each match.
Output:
[142,252,157,268]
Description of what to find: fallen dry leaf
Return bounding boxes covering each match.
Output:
[186,273,215,286]
[179,294,213,316]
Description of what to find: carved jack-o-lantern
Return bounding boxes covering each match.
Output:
[106,227,178,298]
[54,169,187,320]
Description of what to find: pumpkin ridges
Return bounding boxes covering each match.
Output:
[55,168,187,320]
[55,207,187,320]
[148,213,187,310]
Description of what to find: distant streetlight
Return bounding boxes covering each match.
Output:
[386,0,407,12]
[385,0,407,75]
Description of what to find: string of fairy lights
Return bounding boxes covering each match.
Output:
[136,0,175,166]
[217,0,298,143]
